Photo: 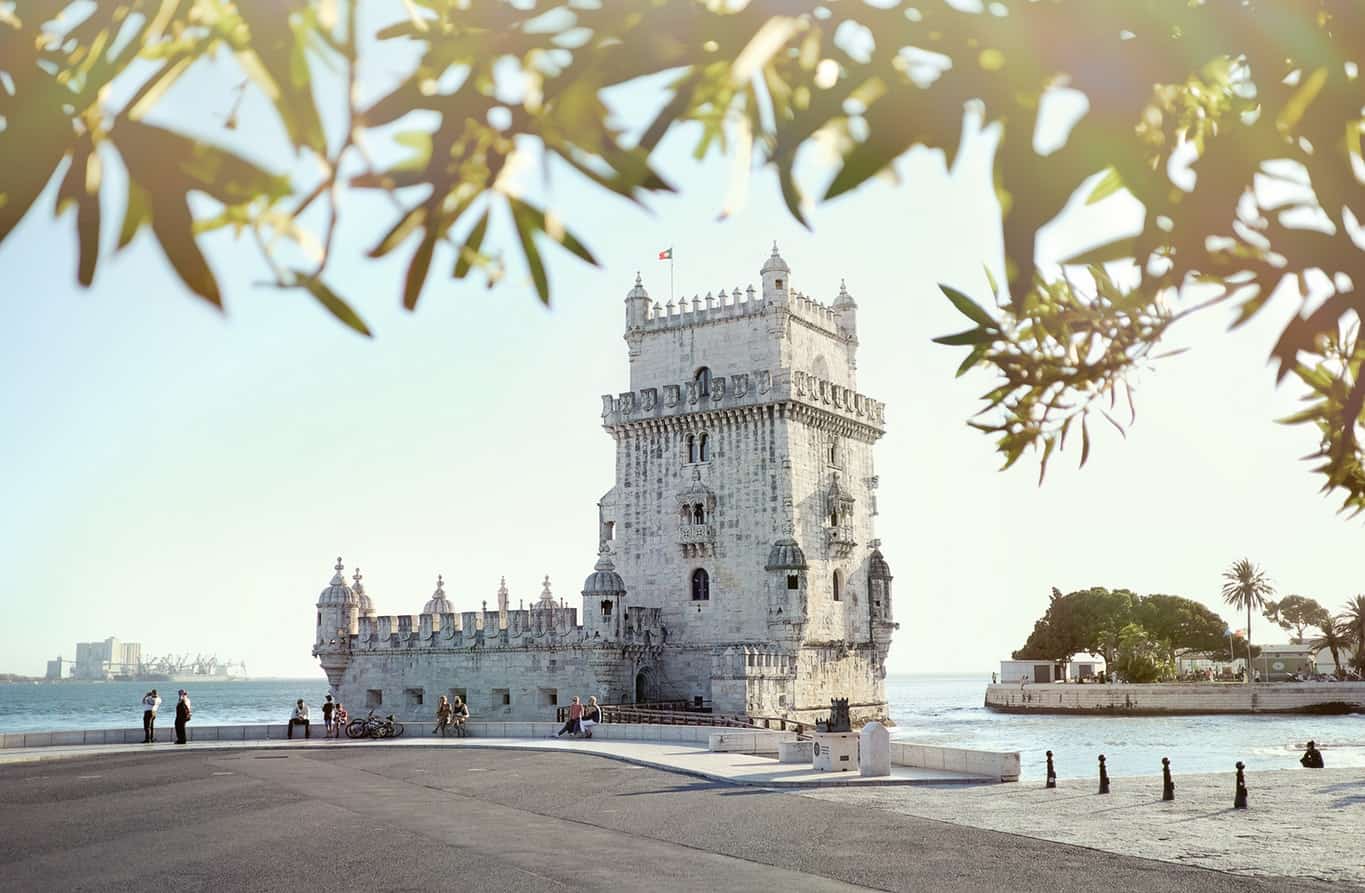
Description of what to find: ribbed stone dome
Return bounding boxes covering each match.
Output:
[626,272,649,301]
[422,575,453,614]
[869,548,893,580]
[765,538,808,570]
[582,548,626,597]
[351,568,375,614]
[760,243,790,274]
[833,279,856,307]
[317,557,358,607]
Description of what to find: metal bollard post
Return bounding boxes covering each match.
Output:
[1046,750,1056,788]
[1098,754,1110,794]
[1233,761,1248,809]
[1161,757,1174,801]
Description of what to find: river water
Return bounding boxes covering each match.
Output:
[3,674,1361,779]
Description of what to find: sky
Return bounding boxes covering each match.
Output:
[2,9,1362,679]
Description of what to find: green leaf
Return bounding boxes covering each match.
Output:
[369,206,426,259]
[1085,167,1125,205]
[149,193,221,307]
[510,198,549,304]
[294,272,372,337]
[403,226,437,311]
[1079,415,1091,467]
[454,208,490,280]
[932,328,993,347]
[118,180,151,251]
[955,344,988,377]
[983,265,1000,300]
[939,284,996,327]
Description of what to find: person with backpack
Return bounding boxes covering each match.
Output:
[321,695,335,736]
[141,689,161,743]
[174,689,191,744]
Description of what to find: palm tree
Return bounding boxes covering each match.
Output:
[1221,559,1275,684]
[1310,618,1350,677]
[1342,595,1365,675]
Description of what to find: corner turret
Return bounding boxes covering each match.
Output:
[625,272,650,330]
[760,242,790,304]
[834,279,857,340]
[581,546,627,639]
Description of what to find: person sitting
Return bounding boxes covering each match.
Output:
[555,696,584,737]
[1300,740,1325,769]
[580,697,602,738]
[433,695,453,736]
[288,699,311,738]
[451,696,469,736]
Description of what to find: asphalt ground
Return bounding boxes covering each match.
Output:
[0,746,1341,892]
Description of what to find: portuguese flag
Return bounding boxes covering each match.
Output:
[658,247,672,260]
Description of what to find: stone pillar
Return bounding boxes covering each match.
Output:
[859,721,890,777]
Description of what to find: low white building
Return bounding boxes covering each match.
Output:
[997,653,1105,684]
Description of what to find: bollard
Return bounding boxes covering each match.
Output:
[1045,750,1056,788]
[1161,757,1174,801]
[1233,761,1248,809]
[1098,754,1110,794]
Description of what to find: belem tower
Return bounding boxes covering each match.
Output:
[314,246,898,724]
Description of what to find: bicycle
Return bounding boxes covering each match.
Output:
[346,711,405,739]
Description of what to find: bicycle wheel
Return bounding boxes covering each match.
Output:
[345,719,366,738]
[391,721,405,738]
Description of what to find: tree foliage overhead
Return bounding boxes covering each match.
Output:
[3,1,1364,510]
[1262,594,1332,642]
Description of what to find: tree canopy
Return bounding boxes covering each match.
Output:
[3,1,1363,509]
[1262,594,1332,642]
[1012,586,1229,678]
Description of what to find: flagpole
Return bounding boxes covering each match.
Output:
[670,246,674,307]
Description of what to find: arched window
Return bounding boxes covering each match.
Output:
[686,434,697,463]
[691,568,710,601]
[699,433,710,461]
[600,599,614,619]
[786,573,799,591]
[832,570,842,602]
[828,441,837,465]
[695,367,711,397]
[693,503,705,525]
[830,509,839,526]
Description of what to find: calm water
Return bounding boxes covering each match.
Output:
[4,674,1362,779]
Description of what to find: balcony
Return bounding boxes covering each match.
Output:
[679,523,715,557]
[826,525,856,558]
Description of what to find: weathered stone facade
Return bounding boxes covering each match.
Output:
[314,247,898,723]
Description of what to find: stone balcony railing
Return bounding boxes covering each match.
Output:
[826,525,857,558]
[679,523,715,557]
[602,368,885,435]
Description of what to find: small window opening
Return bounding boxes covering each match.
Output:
[405,688,424,708]
[691,568,710,602]
[830,510,839,526]
[787,573,799,590]
[600,599,613,619]
[693,503,705,524]
[450,688,467,706]
[775,278,784,289]
[493,688,511,706]
[695,367,711,397]
[687,434,697,463]
[699,433,710,461]
[832,570,843,602]
[604,520,615,540]
[366,689,383,708]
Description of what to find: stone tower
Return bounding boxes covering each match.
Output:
[598,246,897,722]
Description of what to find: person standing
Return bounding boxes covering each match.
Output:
[333,703,348,738]
[174,690,191,745]
[141,689,162,743]
[289,699,311,738]
[322,695,335,737]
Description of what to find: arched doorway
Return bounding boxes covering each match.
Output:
[635,670,651,704]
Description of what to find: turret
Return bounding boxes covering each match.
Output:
[313,556,357,689]
[352,568,376,619]
[765,535,809,632]
[625,272,650,330]
[421,574,452,615]
[760,242,790,304]
[868,548,893,624]
[834,279,857,340]
[581,546,627,639]
[496,576,509,613]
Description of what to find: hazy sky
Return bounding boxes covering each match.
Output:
[2,12,1361,679]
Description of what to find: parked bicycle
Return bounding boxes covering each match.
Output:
[345,711,405,739]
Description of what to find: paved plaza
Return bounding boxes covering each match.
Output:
[0,746,1346,892]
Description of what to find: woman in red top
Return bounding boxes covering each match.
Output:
[555,697,584,737]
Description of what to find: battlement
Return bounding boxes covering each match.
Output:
[600,368,885,433]
[638,284,846,340]
[350,601,663,653]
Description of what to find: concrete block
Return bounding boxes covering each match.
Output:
[243,725,268,740]
[2,733,24,748]
[482,722,506,737]
[191,727,219,742]
[778,739,814,764]
[661,725,685,741]
[921,746,944,770]
[51,731,82,746]
[24,733,53,747]
[503,722,532,738]
[859,722,890,777]
[943,749,968,773]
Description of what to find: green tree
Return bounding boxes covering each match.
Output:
[1342,595,1365,674]
[1134,594,1229,665]
[1309,617,1350,678]
[1221,559,1275,683]
[1267,595,1332,643]
[1113,622,1168,683]
[5,2,1364,511]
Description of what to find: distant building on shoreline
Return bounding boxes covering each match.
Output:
[315,246,899,723]
[73,637,142,680]
[44,639,245,682]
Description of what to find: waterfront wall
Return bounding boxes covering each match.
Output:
[985,682,1365,715]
